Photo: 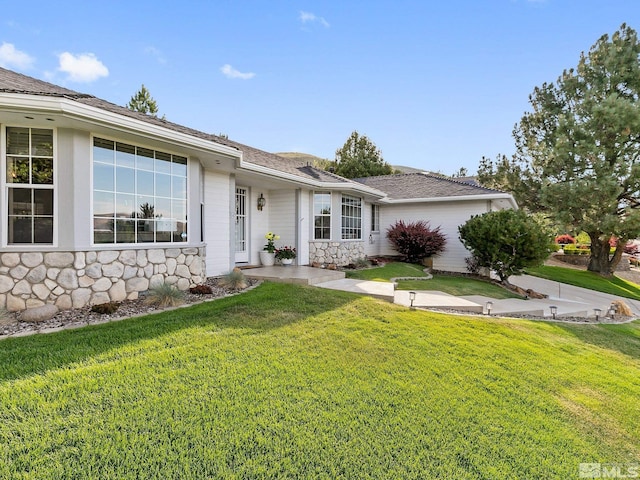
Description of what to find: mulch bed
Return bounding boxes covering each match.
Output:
[0,277,259,339]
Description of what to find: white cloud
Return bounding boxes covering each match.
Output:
[57,52,108,82]
[0,42,34,69]
[144,46,167,65]
[299,11,330,28]
[220,64,255,80]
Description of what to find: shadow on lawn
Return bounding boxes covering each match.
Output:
[556,320,640,360]
[0,282,357,382]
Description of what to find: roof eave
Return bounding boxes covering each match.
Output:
[381,193,518,208]
[0,92,242,160]
[237,160,386,197]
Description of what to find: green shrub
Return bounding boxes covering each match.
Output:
[458,210,552,283]
[219,268,248,290]
[354,257,371,269]
[576,232,591,245]
[144,282,185,307]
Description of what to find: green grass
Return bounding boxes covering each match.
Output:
[527,265,640,300]
[347,262,520,298]
[397,275,522,299]
[345,261,428,281]
[1,283,639,478]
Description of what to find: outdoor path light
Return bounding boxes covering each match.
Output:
[486,301,493,315]
[550,305,557,319]
[594,308,602,321]
[409,291,416,307]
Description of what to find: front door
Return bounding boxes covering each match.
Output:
[235,187,249,263]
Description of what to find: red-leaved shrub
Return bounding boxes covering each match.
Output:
[386,220,446,263]
[554,234,576,245]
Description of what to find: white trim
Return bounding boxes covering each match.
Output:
[312,190,332,241]
[89,134,191,247]
[0,93,241,160]
[380,193,517,209]
[1,125,58,247]
[237,159,385,197]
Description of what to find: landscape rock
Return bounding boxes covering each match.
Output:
[20,304,59,323]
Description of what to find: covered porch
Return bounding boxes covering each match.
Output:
[241,265,344,285]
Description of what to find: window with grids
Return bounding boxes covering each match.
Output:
[93,137,187,244]
[313,191,331,240]
[371,204,380,232]
[5,127,54,244]
[341,194,362,240]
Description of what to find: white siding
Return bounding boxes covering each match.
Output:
[204,170,233,275]
[268,189,296,248]
[297,189,310,265]
[380,200,492,272]
[248,188,269,265]
[363,201,383,257]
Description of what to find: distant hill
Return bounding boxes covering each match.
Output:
[276,152,332,169]
[276,152,449,178]
[392,165,427,174]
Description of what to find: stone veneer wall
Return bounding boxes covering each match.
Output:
[0,247,206,312]
[309,241,365,267]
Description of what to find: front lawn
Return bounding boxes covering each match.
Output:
[347,262,520,298]
[397,275,522,299]
[345,261,428,281]
[526,265,640,300]
[1,283,639,478]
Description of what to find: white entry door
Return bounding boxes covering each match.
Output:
[235,187,249,263]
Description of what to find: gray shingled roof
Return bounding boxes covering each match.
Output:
[0,67,349,185]
[354,173,503,200]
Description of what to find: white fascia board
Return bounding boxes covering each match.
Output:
[0,93,242,160]
[380,193,518,208]
[237,160,386,198]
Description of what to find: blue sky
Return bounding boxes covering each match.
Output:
[1,1,638,174]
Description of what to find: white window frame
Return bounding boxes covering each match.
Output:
[313,191,331,240]
[371,204,380,233]
[90,135,189,246]
[2,126,57,247]
[341,194,362,240]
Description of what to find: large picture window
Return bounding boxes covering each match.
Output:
[313,191,331,240]
[5,127,54,244]
[93,137,188,244]
[341,194,362,240]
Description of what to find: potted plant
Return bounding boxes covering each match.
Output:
[259,232,279,266]
[275,246,297,266]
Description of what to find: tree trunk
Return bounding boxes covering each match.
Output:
[587,234,624,277]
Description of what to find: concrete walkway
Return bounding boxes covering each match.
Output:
[316,274,640,321]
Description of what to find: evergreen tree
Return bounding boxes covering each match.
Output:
[331,131,395,178]
[477,24,640,276]
[127,84,159,116]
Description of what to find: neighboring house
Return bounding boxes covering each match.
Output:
[356,173,517,272]
[0,67,516,311]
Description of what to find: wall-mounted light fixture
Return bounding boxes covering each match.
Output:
[257,193,266,211]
